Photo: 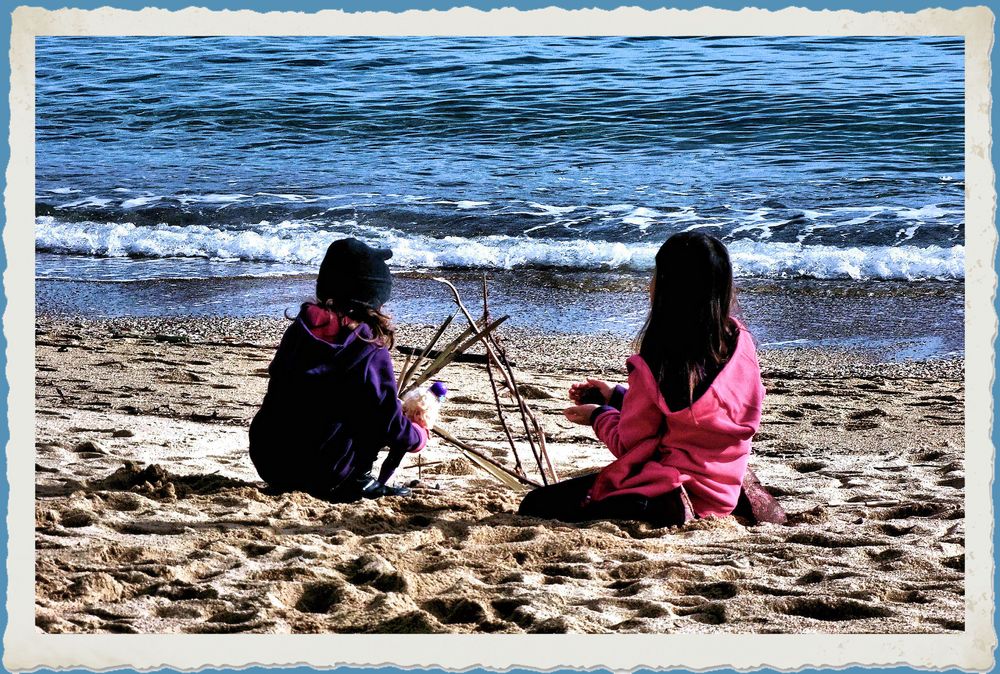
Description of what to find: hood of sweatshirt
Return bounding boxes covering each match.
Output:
[268,303,377,380]
[589,324,764,515]
[634,326,764,445]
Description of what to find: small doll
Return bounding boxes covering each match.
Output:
[401,381,448,431]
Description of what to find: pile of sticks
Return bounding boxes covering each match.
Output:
[395,276,558,491]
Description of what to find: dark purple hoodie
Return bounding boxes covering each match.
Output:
[249,304,425,494]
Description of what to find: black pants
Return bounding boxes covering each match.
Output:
[517,473,690,527]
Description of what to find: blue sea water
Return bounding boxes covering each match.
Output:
[34,36,964,282]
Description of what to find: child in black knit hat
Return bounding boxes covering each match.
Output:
[248,237,428,501]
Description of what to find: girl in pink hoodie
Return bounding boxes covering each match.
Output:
[518,232,765,526]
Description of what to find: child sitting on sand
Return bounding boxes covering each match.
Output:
[249,237,427,502]
[519,232,765,526]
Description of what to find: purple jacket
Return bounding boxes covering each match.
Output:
[248,304,425,493]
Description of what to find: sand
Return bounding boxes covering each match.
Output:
[34,315,965,634]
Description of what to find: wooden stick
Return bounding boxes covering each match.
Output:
[487,327,557,483]
[433,424,540,490]
[480,272,488,323]
[396,350,413,390]
[491,334,557,484]
[433,277,549,485]
[481,314,553,482]
[481,274,527,478]
[402,320,484,395]
[451,316,510,359]
[398,313,455,391]
[399,322,478,395]
[396,345,494,365]
[405,316,510,394]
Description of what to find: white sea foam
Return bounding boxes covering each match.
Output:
[255,192,322,203]
[898,204,952,220]
[177,193,251,205]
[841,212,881,227]
[526,202,578,216]
[726,240,963,280]
[729,209,781,240]
[896,224,921,243]
[121,195,163,209]
[621,207,660,231]
[34,217,965,281]
[58,196,114,209]
[595,204,636,213]
[430,200,491,209]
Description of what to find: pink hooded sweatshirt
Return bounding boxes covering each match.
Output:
[589,325,765,518]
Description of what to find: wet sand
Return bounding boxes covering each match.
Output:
[34,315,964,634]
[36,270,965,361]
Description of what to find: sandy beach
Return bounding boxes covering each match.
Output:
[32,313,964,634]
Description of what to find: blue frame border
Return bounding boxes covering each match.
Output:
[4,1,995,674]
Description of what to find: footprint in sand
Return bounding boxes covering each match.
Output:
[344,554,408,592]
[141,581,219,601]
[685,581,739,600]
[848,408,890,420]
[541,563,596,580]
[366,610,446,634]
[60,508,98,528]
[242,542,277,558]
[884,589,931,604]
[490,598,539,630]
[156,604,202,619]
[941,555,964,571]
[778,596,894,622]
[608,579,652,597]
[676,602,728,625]
[67,572,125,603]
[295,580,348,614]
[423,596,488,624]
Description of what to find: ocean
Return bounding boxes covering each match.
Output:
[34,36,965,358]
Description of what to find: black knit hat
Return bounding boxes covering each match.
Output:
[316,237,393,309]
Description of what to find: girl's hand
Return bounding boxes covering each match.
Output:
[568,378,612,404]
[563,404,599,425]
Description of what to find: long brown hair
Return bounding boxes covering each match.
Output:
[319,298,396,350]
[634,232,739,411]
[288,297,396,349]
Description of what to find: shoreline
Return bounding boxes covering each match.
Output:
[35,314,964,634]
[36,313,965,379]
[36,271,964,362]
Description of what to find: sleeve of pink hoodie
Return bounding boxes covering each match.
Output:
[591,361,664,459]
[410,423,428,453]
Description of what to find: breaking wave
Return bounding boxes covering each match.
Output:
[36,217,964,281]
